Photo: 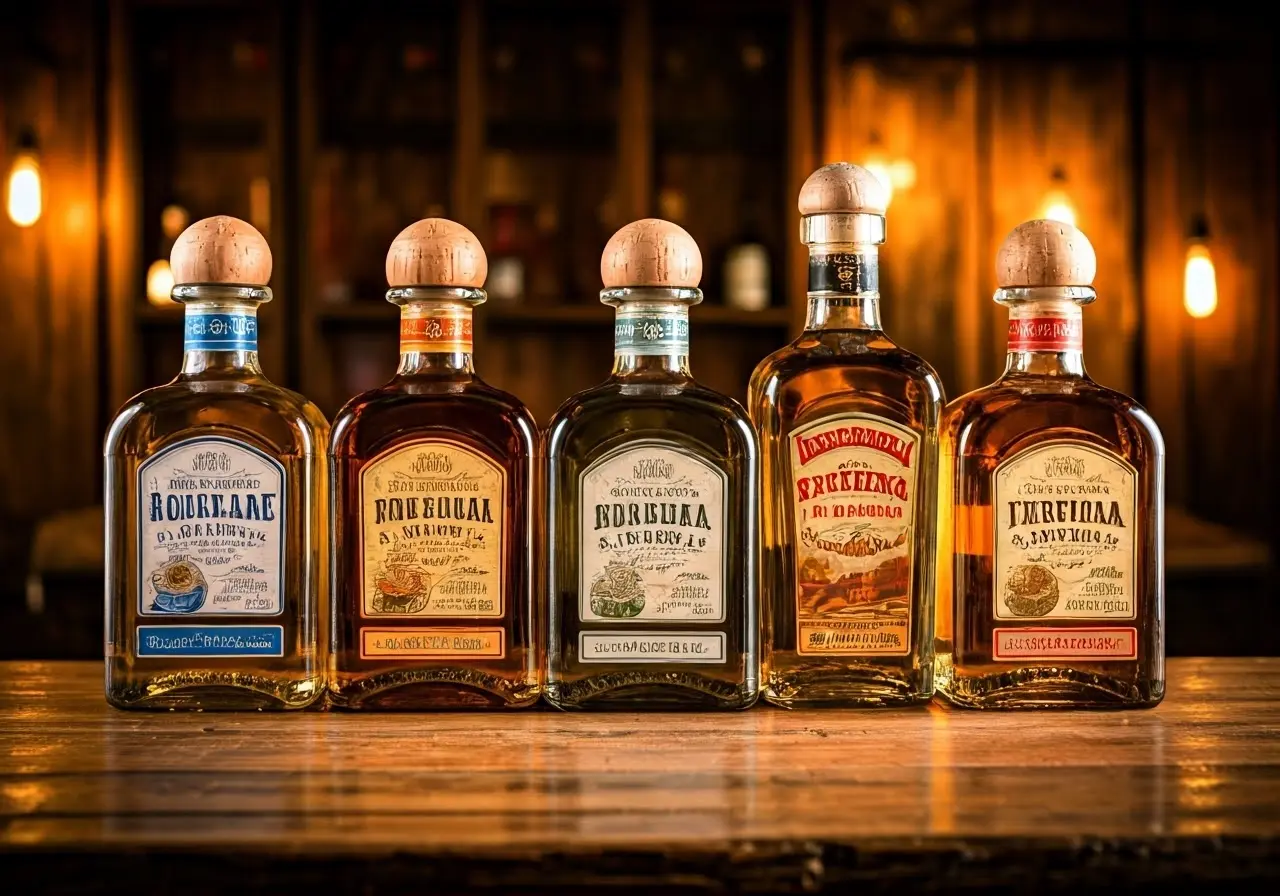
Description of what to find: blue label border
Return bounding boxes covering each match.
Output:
[136,624,286,658]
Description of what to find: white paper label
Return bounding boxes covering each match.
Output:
[993,442,1137,622]
[578,441,727,623]
[137,437,285,616]
[579,632,727,663]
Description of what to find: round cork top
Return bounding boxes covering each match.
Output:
[996,219,1097,288]
[170,216,272,286]
[386,218,487,288]
[798,162,888,217]
[600,218,702,288]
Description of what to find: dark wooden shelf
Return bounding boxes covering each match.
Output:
[315,303,791,328]
[168,118,267,150]
[655,120,787,156]
[485,119,616,153]
[319,118,455,151]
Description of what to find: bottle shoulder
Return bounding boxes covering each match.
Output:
[751,334,944,395]
[331,375,537,458]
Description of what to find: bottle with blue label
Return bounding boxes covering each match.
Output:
[104,216,329,709]
[545,219,760,710]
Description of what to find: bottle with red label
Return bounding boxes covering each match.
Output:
[748,163,945,707]
[936,219,1165,709]
[328,218,542,709]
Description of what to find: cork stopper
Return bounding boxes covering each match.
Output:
[798,162,888,217]
[170,216,272,286]
[996,219,1097,288]
[386,218,487,288]
[600,218,702,288]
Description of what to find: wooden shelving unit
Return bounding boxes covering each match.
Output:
[107,0,817,421]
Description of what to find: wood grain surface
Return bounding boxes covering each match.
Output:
[1,659,1278,893]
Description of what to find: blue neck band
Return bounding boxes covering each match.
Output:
[184,310,258,352]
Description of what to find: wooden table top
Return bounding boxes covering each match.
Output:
[2,659,1278,893]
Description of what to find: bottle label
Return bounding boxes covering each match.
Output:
[578,441,727,625]
[400,308,473,353]
[991,442,1138,658]
[1007,316,1083,352]
[137,437,285,617]
[614,311,690,356]
[184,311,258,352]
[788,413,918,656]
[579,632,727,663]
[808,252,878,294]
[137,625,284,658]
[358,440,505,624]
[360,627,505,660]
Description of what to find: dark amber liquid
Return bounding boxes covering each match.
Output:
[328,366,542,709]
[937,371,1165,708]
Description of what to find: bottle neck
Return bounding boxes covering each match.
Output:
[396,301,475,375]
[804,243,883,331]
[180,301,264,375]
[1002,296,1088,378]
[607,288,698,378]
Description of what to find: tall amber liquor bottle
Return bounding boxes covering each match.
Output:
[936,219,1165,708]
[329,219,541,709]
[105,217,329,710]
[748,163,944,707]
[546,219,759,710]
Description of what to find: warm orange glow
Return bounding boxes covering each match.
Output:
[863,156,916,208]
[1183,243,1218,319]
[6,153,42,227]
[146,258,175,306]
[864,157,894,207]
[1040,189,1075,226]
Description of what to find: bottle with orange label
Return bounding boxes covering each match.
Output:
[328,219,542,709]
[935,219,1165,709]
[748,163,944,707]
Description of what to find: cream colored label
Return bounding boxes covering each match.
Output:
[360,440,504,618]
[993,442,1137,622]
[578,442,726,623]
[579,632,727,663]
[360,627,505,660]
[789,413,918,655]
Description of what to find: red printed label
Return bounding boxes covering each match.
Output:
[1007,317,1082,352]
[993,626,1137,661]
[400,311,473,353]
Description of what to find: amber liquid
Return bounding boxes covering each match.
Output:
[545,357,759,711]
[936,357,1165,709]
[105,350,329,710]
[328,356,542,709]
[749,297,943,707]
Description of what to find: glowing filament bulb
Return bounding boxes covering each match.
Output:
[6,154,42,227]
[1183,243,1218,319]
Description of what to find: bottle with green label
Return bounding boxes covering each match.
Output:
[545,218,760,710]
[104,216,329,710]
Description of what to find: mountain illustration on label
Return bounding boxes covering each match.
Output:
[589,562,646,618]
[1003,564,1060,617]
[149,559,208,613]
[372,564,433,614]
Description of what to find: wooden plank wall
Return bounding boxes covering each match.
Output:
[0,0,102,593]
[822,0,1278,540]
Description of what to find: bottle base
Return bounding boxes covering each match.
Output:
[764,665,932,708]
[106,670,322,711]
[327,666,541,710]
[937,664,1164,710]
[545,671,758,711]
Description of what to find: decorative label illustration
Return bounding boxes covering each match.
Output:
[789,413,918,656]
[137,438,284,616]
[360,440,504,619]
[136,625,284,658]
[360,627,505,660]
[993,442,1137,633]
[613,311,690,356]
[578,442,726,623]
[993,626,1138,661]
[184,311,258,352]
[579,632,727,664]
[400,308,473,353]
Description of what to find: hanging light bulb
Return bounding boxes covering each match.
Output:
[146,258,175,306]
[863,156,894,208]
[1183,215,1217,319]
[6,133,42,228]
[1039,167,1075,226]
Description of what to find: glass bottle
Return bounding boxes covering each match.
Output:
[546,218,760,710]
[105,216,329,710]
[328,218,541,709]
[748,163,944,707]
[936,219,1165,708]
